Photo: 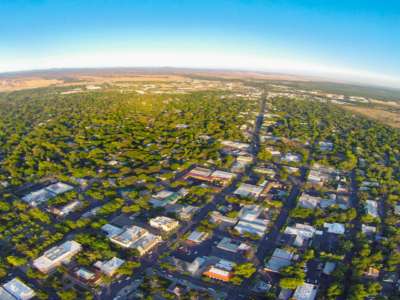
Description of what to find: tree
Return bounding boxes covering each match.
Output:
[279,277,303,289]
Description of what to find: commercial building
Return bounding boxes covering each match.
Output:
[103,224,161,256]
[95,257,125,277]
[184,167,235,186]
[149,216,179,233]
[234,205,268,237]
[0,278,35,300]
[292,283,318,300]
[234,183,264,198]
[149,190,183,207]
[216,237,251,254]
[235,219,268,237]
[22,182,74,206]
[186,230,209,244]
[203,259,235,282]
[33,240,82,273]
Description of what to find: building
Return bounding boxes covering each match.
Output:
[149,216,179,232]
[364,200,379,218]
[184,167,235,186]
[203,259,235,282]
[235,219,268,237]
[73,267,101,285]
[234,205,268,237]
[265,248,294,273]
[216,237,251,254]
[234,183,264,198]
[322,262,336,275]
[292,283,318,300]
[33,240,82,273]
[210,211,238,225]
[22,182,74,206]
[184,167,212,181]
[394,203,400,215]
[221,140,250,151]
[323,223,345,235]
[239,205,263,221]
[50,200,81,217]
[187,257,206,275]
[149,190,182,207]
[282,153,301,163]
[361,224,377,235]
[167,204,199,221]
[94,257,125,277]
[284,223,321,247]
[319,141,333,151]
[298,193,322,209]
[104,224,161,256]
[0,278,35,300]
[307,164,336,186]
[186,230,208,244]
[253,167,276,178]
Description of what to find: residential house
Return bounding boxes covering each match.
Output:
[323,223,345,235]
[292,283,318,300]
[265,248,294,273]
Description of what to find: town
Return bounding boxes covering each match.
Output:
[0,78,399,300]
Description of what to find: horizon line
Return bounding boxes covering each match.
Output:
[1,65,400,91]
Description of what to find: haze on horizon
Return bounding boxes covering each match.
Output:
[1,0,400,88]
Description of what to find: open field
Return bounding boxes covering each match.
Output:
[343,105,400,128]
[0,78,63,92]
[0,74,187,92]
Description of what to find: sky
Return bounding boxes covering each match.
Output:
[1,0,400,87]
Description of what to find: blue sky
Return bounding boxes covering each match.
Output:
[1,0,400,87]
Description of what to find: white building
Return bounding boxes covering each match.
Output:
[282,153,301,163]
[95,257,125,277]
[33,240,82,273]
[364,200,379,218]
[149,216,179,232]
[298,193,321,209]
[292,283,318,300]
[104,224,161,256]
[323,223,345,235]
[22,182,74,206]
[284,223,321,247]
[234,183,264,198]
[1,278,35,300]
